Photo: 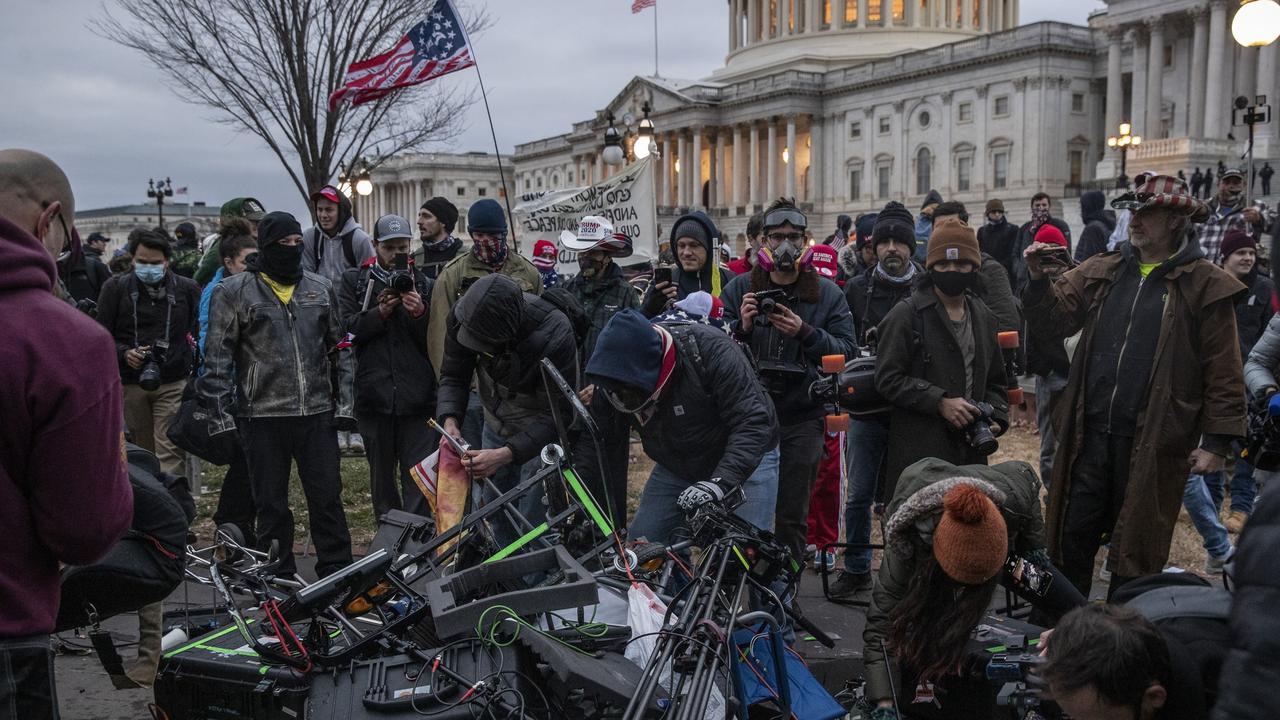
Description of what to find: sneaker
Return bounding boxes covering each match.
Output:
[827,571,873,603]
[805,543,818,557]
[812,549,836,572]
[348,432,366,455]
[1207,546,1236,573]
[823,550,836,571]
[1225,510,1249,534]
[1098,547,1112,582]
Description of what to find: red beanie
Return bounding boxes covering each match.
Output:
[1034,224,1067,248]
[933,484,1008,585]
[532,239,558,269]
[1220,230,1256,261]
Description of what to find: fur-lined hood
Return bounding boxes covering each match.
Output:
[884,476,1007,556]
[838,244,864,277]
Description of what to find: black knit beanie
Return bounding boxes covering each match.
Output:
[421,196,459,233]
[871,201,917,254]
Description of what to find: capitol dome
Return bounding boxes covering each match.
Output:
[716,0,1021,80]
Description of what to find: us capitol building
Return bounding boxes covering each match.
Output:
[368,0,1278,239]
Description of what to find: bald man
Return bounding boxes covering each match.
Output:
[0,149,133,718]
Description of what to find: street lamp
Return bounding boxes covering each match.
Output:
[147,177,175,230]
[1106,122,1142,189]
[353,159,374,196]
[1233,0,1280,47]
[602,113,626,166]
[634,102,656,160]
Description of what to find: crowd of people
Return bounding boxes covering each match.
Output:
[4,143,1280,720]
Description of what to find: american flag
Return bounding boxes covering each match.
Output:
[632,0,655,13]
[328,0,474,110]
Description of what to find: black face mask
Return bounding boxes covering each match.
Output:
[578,257,605,280]
[930,269,975,297]
[255,242,304,285]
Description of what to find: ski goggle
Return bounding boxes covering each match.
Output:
[761,207,808,234]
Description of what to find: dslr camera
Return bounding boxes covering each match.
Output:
[138,341,167,392]
[753,289,794,328]
[961,400,1000,455]
[387,252,414,294]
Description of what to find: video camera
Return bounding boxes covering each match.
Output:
[1243,393,1280,471]
[808,352,888,432]
[983,634,1061,718]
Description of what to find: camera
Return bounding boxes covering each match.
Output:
[138,348,163,392]
[753,289,793,328]
[387,252,414,294]
[962,400,999,455]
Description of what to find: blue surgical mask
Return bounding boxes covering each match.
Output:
[134,263,166,285]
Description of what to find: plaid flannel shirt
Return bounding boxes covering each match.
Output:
[1196,198,1269,263]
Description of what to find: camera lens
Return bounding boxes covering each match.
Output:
[138,360,162,392]
[390,271,414,293]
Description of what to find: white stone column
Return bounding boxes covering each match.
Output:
[1146,19,1164,138]
[857,0,867,28]
[659,139,671,205]
[714,130,727,207]
[1105,29,1123,144]
[746,0,757,43]
[940,93,953,191]
[1131,28,1148,136]
[975,86,988,189]
[962,0,972,29]
[767,119,779,200]
[835,0,846,28]
[810,0,822,32]
[729,0,737,50]
[749,122,761,205]
[692,129,704,208]
[1205,0,1229,139]
[785,115,798,199]
[776,0,786,37]
[676,133,688,206]
[810,114,824,205]
[733,124,747,206]
[1189,10,1209,137]
[1258,43,1278,152]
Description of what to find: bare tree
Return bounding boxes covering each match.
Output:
[96,0,486,205]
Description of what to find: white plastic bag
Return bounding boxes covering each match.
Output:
[624,583,726,718]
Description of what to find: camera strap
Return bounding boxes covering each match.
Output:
[131,276,175,352]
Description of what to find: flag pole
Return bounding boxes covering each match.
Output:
[470,61,518,249]
[653,1,660,78]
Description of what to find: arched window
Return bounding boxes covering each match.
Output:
[916,147,932,196]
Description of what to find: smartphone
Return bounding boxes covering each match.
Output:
[654,265,673,285]
[1035,245,1072,267]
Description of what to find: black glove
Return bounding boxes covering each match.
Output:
[676,480,726,514]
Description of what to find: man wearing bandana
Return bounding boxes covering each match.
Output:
[427,198,540,379]
[202,211,354,579]
[1012,193,1073,292]
[1194,167,1269,264]
[580,309,779,544]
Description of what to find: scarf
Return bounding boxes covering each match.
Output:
[423,234,459,253]
[875,260,918,287]
[248,242,304,285]
[471,235,508,269]
[1031,206,1050,228]
[985,215,1007,227]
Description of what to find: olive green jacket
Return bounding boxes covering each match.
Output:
[861,457,1045,703]
[426,250,541,378]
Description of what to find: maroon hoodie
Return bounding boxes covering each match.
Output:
[0,216,133,637]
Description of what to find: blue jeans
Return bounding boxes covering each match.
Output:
[481,424,544,549]
[1035,372,1069,486]
[629,446,780,546]
[842,416,888,574]
[1199,451,1258,515]
[1183,475,1233,558]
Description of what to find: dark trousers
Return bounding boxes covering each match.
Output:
[212,445,256,545]
[773,417,826,563]
[242,413,352,578]
[1059,429,1133,600]
[0,637,57,720]
[356,411,435,520]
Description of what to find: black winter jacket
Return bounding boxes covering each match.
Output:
[584,322,778,489]
[1234,268,1275,361]
[96,272,200,386]
[1211,492,1280,720]
[1075,190,1117,262]
[435,293,578,464]
[564,262,640,361]
[977,219,1020,287]
[844,264,919,345]
[641,211,734,317]
[721,268,858,425]
[338,263,437,416]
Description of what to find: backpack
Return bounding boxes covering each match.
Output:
[540,286,591,348]
[171,247,201,279]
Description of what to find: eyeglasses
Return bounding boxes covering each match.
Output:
[766,232,804,243]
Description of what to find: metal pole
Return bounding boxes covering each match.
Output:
[158,194,165,231]
[1248,120,1256,208]
[654,1,660,78]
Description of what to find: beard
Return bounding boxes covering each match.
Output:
[881,254,907,275]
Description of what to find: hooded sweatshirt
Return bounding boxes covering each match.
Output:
[1075,190,1117,262]
[302,190,375,286]
[0,216,134,637]
[641,211,734,317]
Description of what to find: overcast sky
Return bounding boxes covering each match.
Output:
[1,0,1103,219]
